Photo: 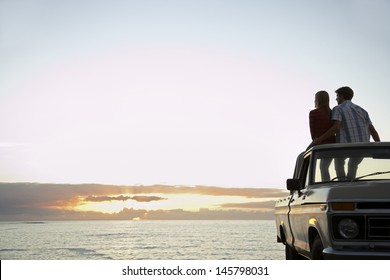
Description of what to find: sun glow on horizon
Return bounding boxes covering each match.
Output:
[72,193,271,214]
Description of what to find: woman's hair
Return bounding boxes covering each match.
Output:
[315,90,331,113]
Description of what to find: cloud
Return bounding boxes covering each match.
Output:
[219,201,276,210]
[0,182,287,220]
[131,196,168,202]
[84,195,167,202]
[136,185,287,198]
[0,183,287,207]
[85,195,131,202]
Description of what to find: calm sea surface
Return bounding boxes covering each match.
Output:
[0,220,284,260]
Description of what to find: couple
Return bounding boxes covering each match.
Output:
[309,86,380,181]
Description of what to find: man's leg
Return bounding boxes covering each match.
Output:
[347,157,364,180]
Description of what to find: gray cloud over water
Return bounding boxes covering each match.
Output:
[0,182,287,221]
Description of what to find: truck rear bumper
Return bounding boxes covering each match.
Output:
[323,248,390,260]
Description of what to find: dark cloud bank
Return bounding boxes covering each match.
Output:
[0,183,288,221]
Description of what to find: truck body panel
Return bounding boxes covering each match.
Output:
[275,142,390,259]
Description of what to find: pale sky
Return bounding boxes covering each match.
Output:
[1,0,389,188]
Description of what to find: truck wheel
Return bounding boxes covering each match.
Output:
[311,236,324,260]
[285,244,304,260]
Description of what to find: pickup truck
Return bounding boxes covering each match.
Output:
[275,142,390,259]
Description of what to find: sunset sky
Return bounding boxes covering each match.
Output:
[0,182,286,220]
[0,1,389,220]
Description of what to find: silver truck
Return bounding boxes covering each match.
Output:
[275,142,390,259]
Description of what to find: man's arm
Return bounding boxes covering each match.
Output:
[312,121,340,146]
[369,124,380,142]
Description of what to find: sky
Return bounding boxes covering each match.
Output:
[0,1,390,219]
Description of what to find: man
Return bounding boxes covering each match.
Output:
[312,86,380,180]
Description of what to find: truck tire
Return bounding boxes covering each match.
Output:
[311,236,324,260]
[285,244,304,260]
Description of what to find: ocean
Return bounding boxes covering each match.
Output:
[0,220,284,260]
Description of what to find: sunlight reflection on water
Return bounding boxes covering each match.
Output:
[0,220,284,260]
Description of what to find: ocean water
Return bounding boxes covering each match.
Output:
[0,220,284,260]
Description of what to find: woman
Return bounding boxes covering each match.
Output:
[309,90,336,145]
[309,90,336,182]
